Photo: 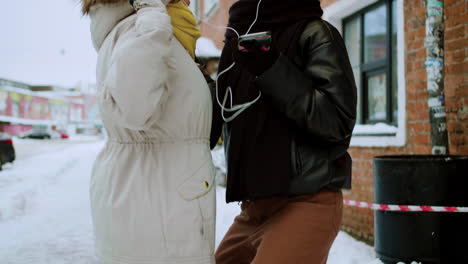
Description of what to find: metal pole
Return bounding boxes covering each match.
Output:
[425,0,449,155]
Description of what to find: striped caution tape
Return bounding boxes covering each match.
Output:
[343,200,468,213]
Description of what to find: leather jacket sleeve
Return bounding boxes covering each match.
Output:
[255,20,357,144]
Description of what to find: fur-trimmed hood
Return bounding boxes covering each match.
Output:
[81,0,171,14]
[81,0,125,14]
[86,0,172,50]
[88,1,134,50]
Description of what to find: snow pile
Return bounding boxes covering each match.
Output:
[353,122,398,135]
[211,145,227,186]
[196,37,222,58]
[68,135,104,142]
[328,228,379,264]
[211,145,226,175]
[215,187,240,247]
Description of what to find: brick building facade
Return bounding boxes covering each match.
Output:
[193,0,468,243]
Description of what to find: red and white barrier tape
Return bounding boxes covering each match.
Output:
[343,200,468,213]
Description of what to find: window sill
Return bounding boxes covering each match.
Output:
[352,123,398,136]
[350,123,405,147]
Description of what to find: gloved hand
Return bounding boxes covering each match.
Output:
[232,40,278,77]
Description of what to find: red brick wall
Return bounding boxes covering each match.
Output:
[445,0,468,154]
[199,0,236,49]
[338,0,430,244]
[320,0,339,8]
[405,0,432,155]
[324,0,468,243]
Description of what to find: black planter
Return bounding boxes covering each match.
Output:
[373,155,468,264]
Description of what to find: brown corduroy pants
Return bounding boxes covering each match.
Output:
[215,189,343,264]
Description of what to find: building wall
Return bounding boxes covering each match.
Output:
[199,0,236,49]
[320,0,339,7]
[199,0,468,243]
[0,78,98,135]
[322,0,468,243]
[444,0,467,154]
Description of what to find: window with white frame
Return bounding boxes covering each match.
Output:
[323,0,405,146]
[343,0,398,126]
[204,0,218,17]
[189,0,199,18]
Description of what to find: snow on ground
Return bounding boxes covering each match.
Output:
[211,146,227,175]
[0,139,104,263]
[1,140,383,263]
[328,232,380,264]
[215,187,240,248]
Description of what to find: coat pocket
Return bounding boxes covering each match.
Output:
[177,158,215,201]
[177,157,216,247]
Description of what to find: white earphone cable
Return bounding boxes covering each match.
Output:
[191,0,264,122]
[245,0,263,35]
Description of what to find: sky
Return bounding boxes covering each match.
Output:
[0,0,97,87]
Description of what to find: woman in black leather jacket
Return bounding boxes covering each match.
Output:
[211,0,357,263]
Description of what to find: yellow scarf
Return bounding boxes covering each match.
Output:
[166,1,201,59]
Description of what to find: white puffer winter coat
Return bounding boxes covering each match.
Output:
[88,1,215,263]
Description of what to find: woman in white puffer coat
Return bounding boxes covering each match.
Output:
[81,0,216,263]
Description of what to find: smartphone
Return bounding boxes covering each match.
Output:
[238,31,272,53]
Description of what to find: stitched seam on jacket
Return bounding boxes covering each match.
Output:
[108,138,209,144]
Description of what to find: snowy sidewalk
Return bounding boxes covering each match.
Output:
[0,140,385,264]
[0,140,103,263]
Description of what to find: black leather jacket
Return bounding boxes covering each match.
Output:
[211,19,357,199]
[257,19,357,195]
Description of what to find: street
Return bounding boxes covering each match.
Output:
[0,139,381,264]
[0,139,102,263]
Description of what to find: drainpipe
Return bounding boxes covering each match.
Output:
[425,0,449,155]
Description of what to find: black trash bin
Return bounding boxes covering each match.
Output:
[373,155,468,264]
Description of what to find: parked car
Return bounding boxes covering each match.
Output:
[50,130,69,139]
[0,133,16,170]
[58,131,69,139]
[21,130,69,140]
[21,130,52,140]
